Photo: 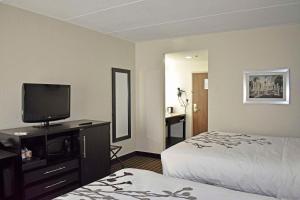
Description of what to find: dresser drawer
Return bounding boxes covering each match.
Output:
[24,171,79,200]
[36,183,80,200]
[24,159,79,185]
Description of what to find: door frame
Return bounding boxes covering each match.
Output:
[163,50,209,150]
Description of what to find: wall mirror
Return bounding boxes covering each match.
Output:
[112,68,131,143]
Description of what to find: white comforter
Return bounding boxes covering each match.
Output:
[161,131,300,200]
[55,168,278,200]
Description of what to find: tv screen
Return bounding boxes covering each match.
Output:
[22,83,71,123]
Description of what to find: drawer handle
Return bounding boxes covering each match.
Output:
[83,136,86,158]
[45,180,66,189]
[43,166,66,175]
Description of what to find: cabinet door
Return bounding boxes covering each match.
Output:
[0,158,17,200]
[80,125,110,185]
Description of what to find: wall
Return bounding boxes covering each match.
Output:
[165,52,208,138]
[136,24,300,154]
[0,4,136,156]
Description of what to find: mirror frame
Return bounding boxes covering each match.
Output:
[112,68,131,143]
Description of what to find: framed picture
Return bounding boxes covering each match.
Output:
[243,68,290,104]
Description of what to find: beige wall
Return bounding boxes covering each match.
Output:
[1,3,300,156]
[136,24,300,154]
[0,4,136,156]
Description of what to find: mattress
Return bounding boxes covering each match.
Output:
[161,131,300,200]
[54,168,278,200]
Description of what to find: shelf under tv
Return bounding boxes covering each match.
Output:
[22,157,47,171]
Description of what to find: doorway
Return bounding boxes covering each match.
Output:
[192,73,208,136]
[164,50,208,148]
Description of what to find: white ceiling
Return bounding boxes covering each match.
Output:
[2,0,300,42]
[166,50,208,67]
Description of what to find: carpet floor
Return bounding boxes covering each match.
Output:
[111,155,162,174]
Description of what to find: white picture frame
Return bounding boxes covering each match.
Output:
[243,68,290,104]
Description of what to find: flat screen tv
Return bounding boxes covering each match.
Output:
[22,83,71,124]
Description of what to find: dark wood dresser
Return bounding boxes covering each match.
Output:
[0,150,17,200]
[0,120,110,200]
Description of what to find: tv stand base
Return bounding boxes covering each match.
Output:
[33,122,62,128]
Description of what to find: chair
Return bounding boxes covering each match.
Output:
[110,145,124,169]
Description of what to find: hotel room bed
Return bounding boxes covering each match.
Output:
[161,131,300,200]
[55,168,278,200]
